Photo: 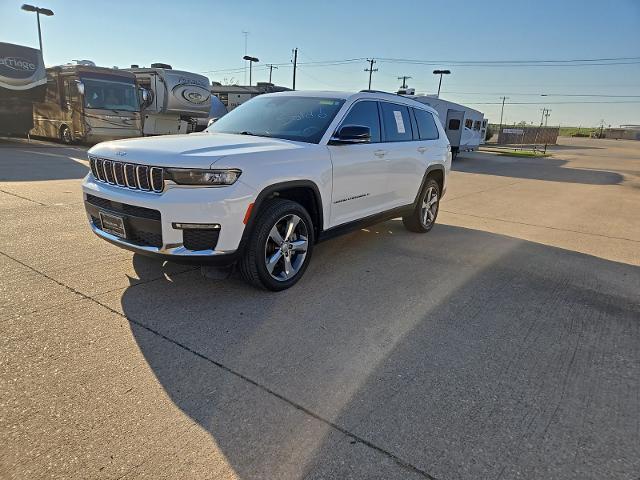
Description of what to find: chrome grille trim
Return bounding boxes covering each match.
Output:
[88,156,164,193]
[125,163,137,189]
[136,165,150,191]
[150,167,164,192]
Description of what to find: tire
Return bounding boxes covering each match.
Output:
[239,198,314,291]
[60,125,73,144]
[402,178,441,233]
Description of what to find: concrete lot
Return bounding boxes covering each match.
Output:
[1,136,639,479]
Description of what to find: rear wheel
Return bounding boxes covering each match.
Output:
[60,125,73,144]
[239,199,314,291]
[402,178,440,233]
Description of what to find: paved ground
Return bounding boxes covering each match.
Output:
[1,136,639,479]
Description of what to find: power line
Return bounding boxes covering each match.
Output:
[441,92,640,97]
[465,100,640,105]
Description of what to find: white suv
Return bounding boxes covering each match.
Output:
[82,90,451,290]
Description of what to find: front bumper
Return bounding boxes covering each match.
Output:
[82,174,256,264]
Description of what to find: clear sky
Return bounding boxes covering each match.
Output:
[2,0,639,127]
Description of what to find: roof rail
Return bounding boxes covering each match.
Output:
[359,89,394,94]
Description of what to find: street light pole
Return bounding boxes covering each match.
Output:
[21,4,54,56]
[243,55,259,86]
[432,69,450,97]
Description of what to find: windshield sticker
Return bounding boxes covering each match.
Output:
[393,110,406,133]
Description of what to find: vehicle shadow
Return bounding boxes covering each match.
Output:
[121,223,640,479]
[455,152,624,185]
[0,141,88,181]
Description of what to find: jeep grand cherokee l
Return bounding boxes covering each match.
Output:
[82,90,451,290]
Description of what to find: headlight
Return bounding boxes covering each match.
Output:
[165,168,241,186]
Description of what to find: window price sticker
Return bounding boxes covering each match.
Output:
[393,110,406,133]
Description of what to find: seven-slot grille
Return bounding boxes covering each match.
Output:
[89,156,164,193]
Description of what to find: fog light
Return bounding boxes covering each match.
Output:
[172,223,220,230]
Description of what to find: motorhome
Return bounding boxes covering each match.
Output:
[398,88,487,158]
[0,42,46,136]
[127,64,211,135]
[31,62,143,143]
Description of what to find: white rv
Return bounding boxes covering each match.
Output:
[127,64,211,135]
[398,88,487,158]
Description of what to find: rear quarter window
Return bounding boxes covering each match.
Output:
[380,102,413,142]
[413,108,439,140]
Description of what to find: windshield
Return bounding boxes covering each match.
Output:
[207,95,345,144]
[82,77,139,112]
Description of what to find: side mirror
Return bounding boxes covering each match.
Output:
[207,118,217,127]
[140,87,153,106]
[75,80,85,95]
[329,125,371,144]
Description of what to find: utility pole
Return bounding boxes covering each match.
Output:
[397,75,412,89]
[292,48,298,91]
[539,108,550,127]
[544,109,551,127]
[364,58,378,90]
[498,96,509,132]
[266,64,278,83]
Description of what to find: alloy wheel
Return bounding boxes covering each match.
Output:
[421,186,438,227]
[264,214,309,281]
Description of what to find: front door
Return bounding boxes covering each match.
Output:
[328,100,390,227]
[445,109,464,148]
[63,77,83,138]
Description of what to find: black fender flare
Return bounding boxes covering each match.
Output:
[413,164,446,206]
[240,180,324,250]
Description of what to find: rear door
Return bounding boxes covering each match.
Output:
[328,100,389,226]
[444,109,464,148]
[378,101,423,208]
[413,106,448,168]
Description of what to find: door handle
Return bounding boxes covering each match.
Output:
[374,149,387,158]
[417,146,428,153]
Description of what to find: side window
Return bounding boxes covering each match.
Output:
[380,102,412,142]
[465,119,473,129]
[473,120,481,131]
[338,100,381,142]
[448,119,460,130]
[413,108,439,140]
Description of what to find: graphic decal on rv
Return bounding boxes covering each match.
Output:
[172,84,211,105]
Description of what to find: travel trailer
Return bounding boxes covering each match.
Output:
[127,64,211,135]
[31,62,143,143]
[0,42,46,136]
[398,88,487,158]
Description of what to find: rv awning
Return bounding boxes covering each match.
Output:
[0,42,46,91]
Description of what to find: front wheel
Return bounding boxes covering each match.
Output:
[402,178,440,233]
[239,199,314,291]
[60,125,73,144]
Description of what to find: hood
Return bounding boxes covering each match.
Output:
[88,132,306,168]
